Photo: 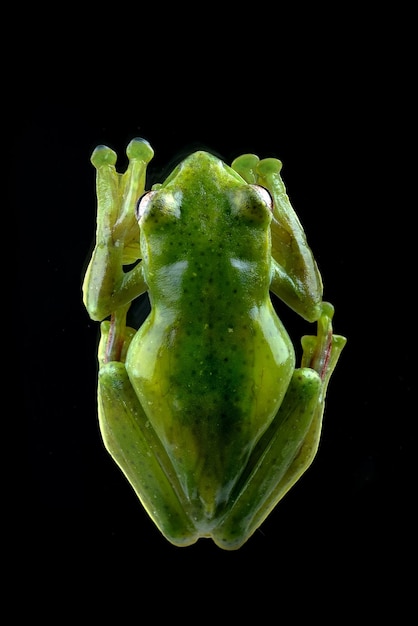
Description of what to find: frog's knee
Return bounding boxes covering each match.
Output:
[289,367,322,403]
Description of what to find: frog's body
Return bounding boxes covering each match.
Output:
[83,140,346,549]
[127,153,294,520]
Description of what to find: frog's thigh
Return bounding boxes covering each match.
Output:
[98,361,199,546]
[213,368,322,550]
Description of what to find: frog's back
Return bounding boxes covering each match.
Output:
[126,260,294,516]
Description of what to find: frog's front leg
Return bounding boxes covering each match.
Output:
[231,154,324,322]
[83,138,154,362]
[97,320,200,547]
[82,138,154,324]
[213,304,347,550]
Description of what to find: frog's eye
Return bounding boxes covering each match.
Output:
[136,190,157,221]
[230,185,273,225]
[250,185,273,212]
[136,190,182,225]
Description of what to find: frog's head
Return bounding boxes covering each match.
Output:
[136,151,273,242]
[135,151,275,306]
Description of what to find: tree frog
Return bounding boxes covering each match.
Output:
[82,138,346,550]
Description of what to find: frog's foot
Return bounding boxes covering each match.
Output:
[301,301,347,393]
[97,302,134,364]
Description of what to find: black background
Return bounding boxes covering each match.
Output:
[16,11,413,620]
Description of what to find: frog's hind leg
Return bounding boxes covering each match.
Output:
[212,304,346,550]
[96,323,199,547]
[212,367,322,549]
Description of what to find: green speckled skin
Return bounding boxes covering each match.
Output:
[83,139,346,549]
